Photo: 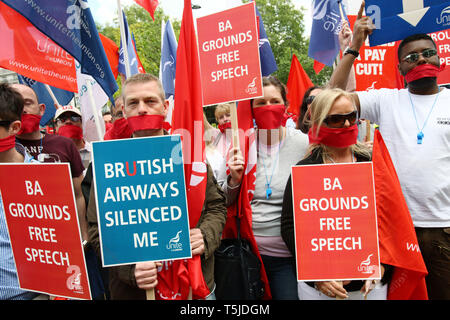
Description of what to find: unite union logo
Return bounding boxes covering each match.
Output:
[357,254,377,274]
[437,6,450,27]
[245,77,258,95]
[166,230,183,252]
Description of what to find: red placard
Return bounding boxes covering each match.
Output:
[0,2,77,92]
[291,163,380,281]
[0,164,91,300]
[430,29,450,85]
[196,2,262,106]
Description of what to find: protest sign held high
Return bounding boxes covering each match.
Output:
[196,2,263,106]
[291,163,381,282]
[92,135,191,267]
[0,163,91,300]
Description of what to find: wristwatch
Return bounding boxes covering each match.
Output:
[344,47,359,58]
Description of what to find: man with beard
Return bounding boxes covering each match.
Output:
[328,5,449,300]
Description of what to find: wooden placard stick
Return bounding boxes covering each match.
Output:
[230,101,240,150]
[366,120,371,141]
[146,288,155,300]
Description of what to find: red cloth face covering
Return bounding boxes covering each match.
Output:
[104,117,133,140]
[253,104,286,129]
[57,124,83,140]
[218,121,231,133]
[405,63,446,83]
[18,114,41,135]
[308,124,358,148]
[0,134,16,152]
[126,114,165,133]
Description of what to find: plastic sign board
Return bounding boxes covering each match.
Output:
[0,163,91,300]
[431,29,450,85]
[92,135,191,267]
[196,2,263,106]
[291,163,381,281]
[367,0,450,46]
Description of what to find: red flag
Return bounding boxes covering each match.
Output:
[0,1,77,92]
[134,0,158,21]
[155,0,209,300]
[313,60,326,74]
[372,130,428,300]
[221,100,272,299]
[99,33,119,79]
[286,54,314,115]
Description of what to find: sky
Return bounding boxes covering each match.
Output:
[90,0,363,36]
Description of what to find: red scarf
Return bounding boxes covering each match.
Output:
[218,121,231,133]
[253,104,285,129]
[104,118,133,140]
[0,135,15,152]
[308,124,358,148]
[18,114,41,135]
[405,63,446,83]
[57,124,83,140]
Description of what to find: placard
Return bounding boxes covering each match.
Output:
[0,163,91,300]
[92,135,191,267]
[291,162,381,281]
[196,2,263,106]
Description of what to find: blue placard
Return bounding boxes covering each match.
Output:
[91,135,191,267]
[367,0,450,46]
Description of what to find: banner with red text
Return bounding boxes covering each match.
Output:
[0,164,91,300]
[430,29,450,85]
[196,2,262,106]
[0,2,77,92]
[291,162,381,281]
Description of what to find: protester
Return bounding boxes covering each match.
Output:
[296,86,323,134]
[11,84,88,242]
[281,88,392,300]
[224,76,309,299]
[54,105,92,171]
[0,83,46,300]
[212,102,233,159]
[203,113,227,188]
[328,4,450,299]
[103,96,132,140]
[102,110,113,132]
[86,73,227,300]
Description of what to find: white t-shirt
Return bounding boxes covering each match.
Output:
[357,88,450,227]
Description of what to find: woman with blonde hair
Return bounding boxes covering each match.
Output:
[281,88,392,300]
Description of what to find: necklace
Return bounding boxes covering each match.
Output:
[408,90,440,145]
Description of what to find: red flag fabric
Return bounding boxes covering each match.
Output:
[134,0,158,21]
[313,60,326,74]
[286,54,314,115]
[221,100,272,299]
[0,1,77,92]
[372,130,428,300]
[99,33,119,79]
[155,0,209,300]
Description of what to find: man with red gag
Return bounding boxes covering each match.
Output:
[11,84,88,243]
[54,105,91,171]
[86,73,227,300]
[329,2,450,300]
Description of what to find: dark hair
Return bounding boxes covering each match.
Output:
[296,86,321,133]
[398,34,437,60]
[0,83,24,121]
[262,76,288,106]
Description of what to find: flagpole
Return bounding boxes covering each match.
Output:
[117,0,131,78]
[159,19,165,80]
[44,84,60,107]
[86,80,104,141]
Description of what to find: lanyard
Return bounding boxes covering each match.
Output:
[408,91,440,145]
[260,142,281,199]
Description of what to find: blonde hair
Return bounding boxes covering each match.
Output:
[214,103,233,122]
[123,73,166,102]
[305,88,371,161]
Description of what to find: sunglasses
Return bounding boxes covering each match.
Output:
[402,49,438,63]
[324,111,358,128]
[306,95,316,105]
[0,120,13,128]
[56,115,81,123]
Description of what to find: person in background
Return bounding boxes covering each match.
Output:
[224,76,309,299]
[296,86,323,134]
[204,113,227,188]
[54,105,91,171]
[212,102,233,160]
[281,88,391,300]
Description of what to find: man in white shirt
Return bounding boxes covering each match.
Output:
[329,7,449,299]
